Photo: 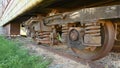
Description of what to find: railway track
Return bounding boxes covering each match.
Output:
[14,37,104,68]
[25,43,104,68]
[11,37,120,68]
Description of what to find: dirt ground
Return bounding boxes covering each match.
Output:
[13,37,120,68]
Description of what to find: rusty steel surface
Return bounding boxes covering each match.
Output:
[29,43,104,68]
[24,13,120,60]
[24,17,52,44]
[44,5,120,25]
[69,29,79,41]
[111,19,120,52]
[61,24,68,43]
[21,3,120,61]
[22,4,120,61]
[69,20,115,61]
[3,22,20,36]
[10,22,20,35]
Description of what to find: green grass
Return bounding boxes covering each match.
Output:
[0,36,52,68]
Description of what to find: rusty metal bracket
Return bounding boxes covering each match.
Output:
[44,5,120,25]
[115,23,120,41]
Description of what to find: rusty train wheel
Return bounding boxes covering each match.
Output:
[68,20,115,61]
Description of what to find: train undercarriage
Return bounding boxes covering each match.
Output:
[23,5,120,61]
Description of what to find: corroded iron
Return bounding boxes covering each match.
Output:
[70,20,115,61]
[23,5,120,61]
[44,5,120,26]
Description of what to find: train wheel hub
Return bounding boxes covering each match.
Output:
[68,27,85,49]
[69,29,79,41]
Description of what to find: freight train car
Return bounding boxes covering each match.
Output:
[0,0,120,61]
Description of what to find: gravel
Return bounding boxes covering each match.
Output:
[96,52,120,68]
[13,37,120,68]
